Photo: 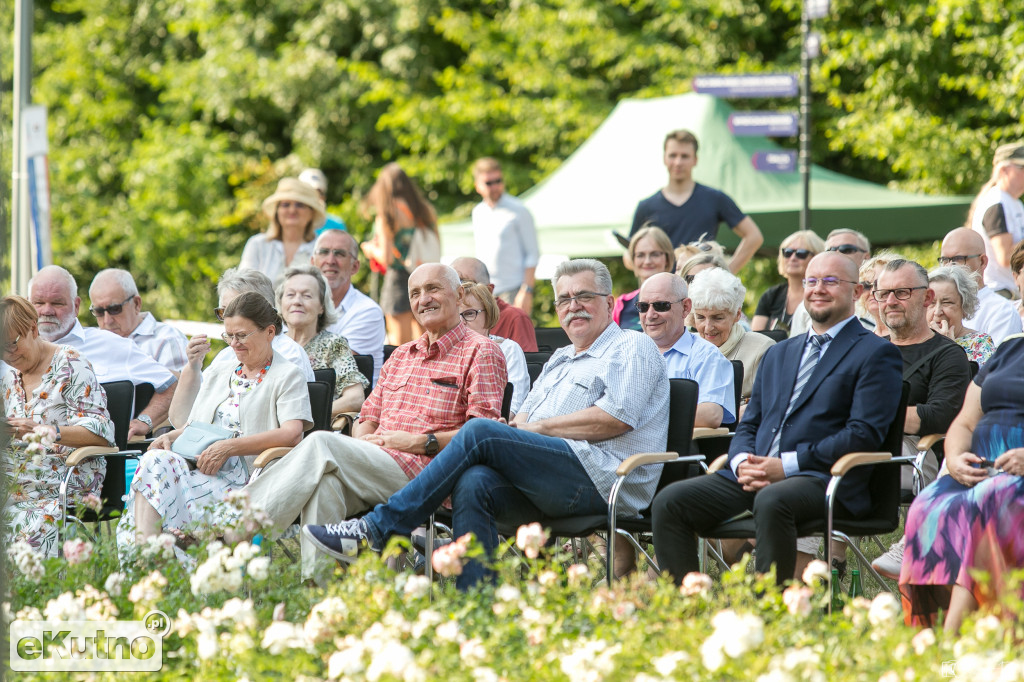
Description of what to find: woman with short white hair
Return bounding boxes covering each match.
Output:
[689,268,774,409]
[927,265,995,365]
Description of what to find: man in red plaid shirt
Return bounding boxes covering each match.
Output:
[244,263,507,583]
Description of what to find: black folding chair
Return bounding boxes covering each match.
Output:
[313,368,337,402]
[534,327,571,352]
[352,354,375,394]
[306,381,333,434]
[755,329,789,343]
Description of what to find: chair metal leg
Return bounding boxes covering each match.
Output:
[835,531,893,593]
[425,514,435,584]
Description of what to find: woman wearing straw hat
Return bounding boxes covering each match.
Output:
[240,177,327,283]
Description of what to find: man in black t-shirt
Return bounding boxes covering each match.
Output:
[875,259,972,487]
[629,129,763,273]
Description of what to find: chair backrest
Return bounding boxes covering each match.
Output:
[132,382,155,419]
[865,381,912,525]
[313,368,337,401]
[756,328,789,343]
[306,381,333,433]
[383,344,397,365]
[500,382,514,421]
[523,351,553,366]
[534,326,571,352]
[722,360,744,430]
[527,362,545,388]
[655,378,700,494]
[352,354,375,392]
[97,381,135,511]
[968,360,979,379]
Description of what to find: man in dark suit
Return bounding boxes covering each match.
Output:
[651,252,904,585]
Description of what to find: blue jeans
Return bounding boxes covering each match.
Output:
[362,419,608,588]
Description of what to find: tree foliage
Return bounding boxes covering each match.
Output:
[1,0,1022,317]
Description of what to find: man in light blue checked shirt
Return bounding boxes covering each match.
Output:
[302,258,670,589]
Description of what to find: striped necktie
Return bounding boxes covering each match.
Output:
[767,333,830,458]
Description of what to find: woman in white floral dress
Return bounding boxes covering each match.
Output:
[276,264,368,416]
[116,292,312,552]
[2,295,115,557]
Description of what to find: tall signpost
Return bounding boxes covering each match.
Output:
[11,0,35,295]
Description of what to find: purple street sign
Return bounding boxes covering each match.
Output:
[692,73,799,98]
[752,151,797,173]
[728,111,799,137]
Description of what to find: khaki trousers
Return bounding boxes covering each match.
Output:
[245,431,409,583]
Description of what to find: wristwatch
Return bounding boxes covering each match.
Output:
[424,433,439,456]
[136,414,153,433]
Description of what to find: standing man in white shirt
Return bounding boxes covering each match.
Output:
[27,266,178,440]
[88,269,188,375]
[471,157,539,315]
[970,142,1024,296]
[313,229,386,383]
[938,227,1023,343]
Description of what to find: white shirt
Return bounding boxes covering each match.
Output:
[325,283,386,384]
[58,320,177,392]
[494,335,529,415]
[472,193,540,294]
[210,334,315,381]
[239,235,317,285]
[968,285,1023,344]
[128,312,189,374]
[971,185,1024,293]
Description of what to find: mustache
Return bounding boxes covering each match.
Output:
[563,311,592,324]
[37,315,62,327]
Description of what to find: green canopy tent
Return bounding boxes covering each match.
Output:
[440,92,971,261]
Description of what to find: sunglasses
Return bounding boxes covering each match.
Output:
[782,248,812,260]
[826,244,867,255]
[214,307,226,321]
[89,295,134,318]
[683,274,696,284]
[636,298,684,313]
[484,178,504,187]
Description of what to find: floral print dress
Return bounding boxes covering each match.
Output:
[303,330,369,399]
[116,368,264,548]
[2,346,114,557]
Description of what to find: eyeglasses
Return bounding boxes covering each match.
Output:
[89,296,134,318]
[484,178,504,187]
[315,248,352,259]
[937,254,982,266]
[802,277,859,288]
[214,307,226,321]
[860,280,875,289]
[460,309,484,322]
[3,334,21,353]
[634,251,667,262]
[636,299,685,313]
[782,248,812,260]
[221,330,260,344]
[871,286,928,302]
[277,201,311,210]
[826,244,867,255]
[554,291,610,310]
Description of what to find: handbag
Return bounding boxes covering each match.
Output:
[171,422,236,462]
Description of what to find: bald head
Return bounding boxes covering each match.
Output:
[802,253,862,329]
[450,257,491,286]
[940,227,987,280]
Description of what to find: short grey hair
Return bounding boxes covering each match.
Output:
[689,268,746,313]
[276,264,339,332]
[28,265,78,301]
[450,257,491,285]
[89,268,139,299]
[928,264,980,319]
[313,228,358,255]
[552,258,612,295]
[217,268,276,305]
[826,228,871,252]
[677,252,729,277]
[882,259,929,287]
[410,263,462,292]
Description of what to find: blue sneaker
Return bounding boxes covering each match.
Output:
[302,519,371,564]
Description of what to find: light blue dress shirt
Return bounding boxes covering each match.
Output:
[661,331,736,424]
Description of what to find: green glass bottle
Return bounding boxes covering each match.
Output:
[848,569,864,599]
[830,568,844,611]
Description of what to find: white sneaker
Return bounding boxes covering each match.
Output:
[871,536,905,579]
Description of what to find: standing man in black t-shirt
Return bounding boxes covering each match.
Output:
[630,129,764,274]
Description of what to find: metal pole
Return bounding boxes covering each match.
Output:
[799,4,811,231]
[11,0,34,295]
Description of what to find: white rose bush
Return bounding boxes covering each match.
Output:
[4,515,1023,680]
